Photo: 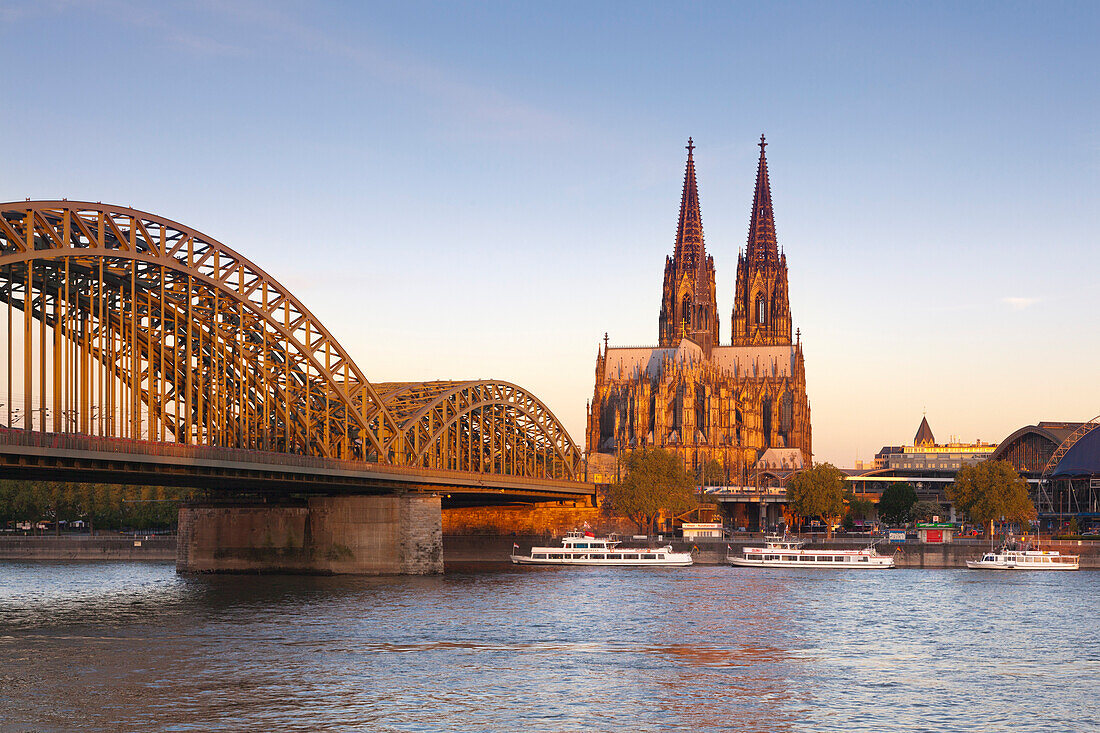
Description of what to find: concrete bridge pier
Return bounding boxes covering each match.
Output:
[176,494,443,575]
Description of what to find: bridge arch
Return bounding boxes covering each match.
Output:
[377,380,581,480]
[0,201,580,480]
[0,200,400,459]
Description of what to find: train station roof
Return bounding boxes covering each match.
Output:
[1052,426,1100,478]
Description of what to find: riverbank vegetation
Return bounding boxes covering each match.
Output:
[786,463,846,537]
[605,449,697,534]
[946,460,1035,537]
[876,482,917,525]
[0,480,193,531]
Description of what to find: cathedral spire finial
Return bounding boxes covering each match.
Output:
[686,137,695,158]
[759,133,766,151]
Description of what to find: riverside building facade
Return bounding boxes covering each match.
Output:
[586,137,812,481]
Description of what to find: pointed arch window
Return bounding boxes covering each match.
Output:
[682,296,692,332]
[762,394,773,445]
[755,294,766,325]
[780,392,793,435]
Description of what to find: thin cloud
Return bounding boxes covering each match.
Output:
[1001,296,1041,310]
[201,0,578,142]
[20,0,247,57]
[14,0,577,140]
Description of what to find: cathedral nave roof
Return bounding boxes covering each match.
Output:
[603,339,797,380]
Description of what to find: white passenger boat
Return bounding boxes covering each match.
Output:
[727,535,895,569]
[965,547,1079,570]
[511,531,693,566]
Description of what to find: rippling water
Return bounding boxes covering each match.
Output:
[1,562,1097,732]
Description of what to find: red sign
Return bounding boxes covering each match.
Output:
[925,529,943,544]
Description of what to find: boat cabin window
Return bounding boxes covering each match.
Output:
[657,554,665,560]
[833,556,844,562]
[533,553,547,559]
[574,543,587,549]
[549,553,563,559]
[859,557,868,562]
[799,556,812,561]
[642,554,656,560]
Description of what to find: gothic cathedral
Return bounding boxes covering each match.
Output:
[586,137,812,481]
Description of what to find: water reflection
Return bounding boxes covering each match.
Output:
[0,563,1098,732]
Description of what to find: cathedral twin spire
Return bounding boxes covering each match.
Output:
[660,135,794,350]
[746,135,780,262]
[732,134,792,346]
[658,138,719,351]
[673,138,706,270]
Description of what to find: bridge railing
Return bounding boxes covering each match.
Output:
[0,427,590,489]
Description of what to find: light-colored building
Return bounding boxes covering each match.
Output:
[681,522,724,540]
[848,417,1000,518]
[873,417,996,471]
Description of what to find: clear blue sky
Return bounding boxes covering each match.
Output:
[2,1,1098,464]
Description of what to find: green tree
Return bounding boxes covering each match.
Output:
[844,495,875,531]
[947,460,1036,537]
[1066,516,1080,537]
[877,482,917,526]
[606,449,698,534]
[911,500,945,523]
[0,479,192,532]
[786,463,846,538]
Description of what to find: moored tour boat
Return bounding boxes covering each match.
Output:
[965,547,1079,570]
[511,530,693,566]
[727,534,895,569]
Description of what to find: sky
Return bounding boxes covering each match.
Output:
[1,1,1098,465]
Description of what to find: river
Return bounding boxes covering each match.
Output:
[1,562,1097,732]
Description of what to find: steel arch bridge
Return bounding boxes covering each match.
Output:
[0,201,581,483]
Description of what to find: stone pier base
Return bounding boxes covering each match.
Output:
[176,494,443,575]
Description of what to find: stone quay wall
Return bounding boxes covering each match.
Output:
[0,535,176,561]
[442,504,635,537]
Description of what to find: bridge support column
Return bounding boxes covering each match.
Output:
[176,494,443,575]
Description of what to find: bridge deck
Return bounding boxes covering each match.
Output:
[0,429,595,505]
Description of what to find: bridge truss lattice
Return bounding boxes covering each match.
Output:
[0,201,580,481]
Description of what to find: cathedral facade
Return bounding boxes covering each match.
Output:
[586,137,812,482]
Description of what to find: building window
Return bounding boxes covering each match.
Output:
[756,294,765,325]
[779,392,793,435]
